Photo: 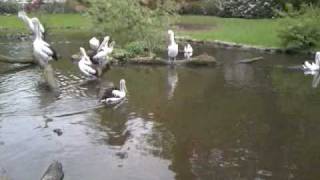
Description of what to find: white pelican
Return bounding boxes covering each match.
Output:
[184,43,193,60]
[93,36,115,64]
[78,47,97,77]
[18,11,45,38]
[168,30,178,62]
[100,79,127,104]
[32,19,57,67]
[303,52,320,72]
[89,37,100,51]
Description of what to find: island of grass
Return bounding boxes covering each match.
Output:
[1,14,282,48]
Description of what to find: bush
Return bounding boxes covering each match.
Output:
[39,2,77,13]
[125,41,147,57]
[86,0,176,52]
[276,0,320,9]
[279,6,320,51]
[179,2,205,15]
[0,2,19,14]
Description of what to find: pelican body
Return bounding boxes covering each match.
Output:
[32,19,57,68]
[78,47,98,77]
[184,43,193,60]
[303,52,320,72]
[93,36,114,65]
[100,79,127,104]
[168,30,178,62]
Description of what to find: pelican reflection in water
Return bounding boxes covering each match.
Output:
[167,67,178,100]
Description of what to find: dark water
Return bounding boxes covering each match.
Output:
[0,35,320,180]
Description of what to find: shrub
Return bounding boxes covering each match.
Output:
[86,0,176,52]
[279,6,320,51]
[39,2,77,13]
[0,2,19,14]
[125,41,147,57]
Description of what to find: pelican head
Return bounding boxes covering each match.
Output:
[168,29,174,35]
[119,79,127,93]
[18,11,26,19]
[89,37,100,50]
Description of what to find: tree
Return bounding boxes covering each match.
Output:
[86,0,177,53]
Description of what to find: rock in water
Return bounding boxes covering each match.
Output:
[43,65,60,94]
[0,168,10,180]
[41,161,64,180]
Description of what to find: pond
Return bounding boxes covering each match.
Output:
[0,34,320,180]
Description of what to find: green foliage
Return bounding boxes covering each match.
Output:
[39,2,77,14]
[279,6,320,51]
[125,41,147,57]
[0,2,19,14]
[86,0,176,52]
[276,0,320,9]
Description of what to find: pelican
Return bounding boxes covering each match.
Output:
[18,11,45,38]
[168,30,178,62]
[89,37,100,51]
[32,19,57,68]
[302,52,320,71]
[78,47,97,77]
[184,43,193,60]
[93,36,115,64]
[100,79,127,104]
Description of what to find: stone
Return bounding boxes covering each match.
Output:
[41,161,64,180]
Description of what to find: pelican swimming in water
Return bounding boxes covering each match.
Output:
[168,30,178,62]
[18,11,45,38]
[303,52,320,72]
[89,37,100,51]
[100,79,128,104]
[93,36,115,64]
[32,19,58,67]
[184,43,193,60]
[78,47,98,78]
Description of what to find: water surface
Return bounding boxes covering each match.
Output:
[0,35,320,180]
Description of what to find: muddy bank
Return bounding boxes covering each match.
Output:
[177,37,316,55]
[71,53,218,67]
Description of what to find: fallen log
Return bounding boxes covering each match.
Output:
[0,55,34,64]
[41,161,64,180]
[237,56,263,64]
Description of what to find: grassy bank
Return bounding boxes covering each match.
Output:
[0,14,89,34]
[0,14,284,48]
[177,15,283,48]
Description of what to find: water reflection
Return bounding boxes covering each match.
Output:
[167,66,179,100]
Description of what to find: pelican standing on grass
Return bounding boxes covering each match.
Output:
[184,43,193,60]
[18,11,45,38]
[100,79,128,104]
[168,30,178,62]
[32,19,58,68]
[78,47,98,78]
[302,52,320,72]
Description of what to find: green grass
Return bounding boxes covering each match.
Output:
[0,14,286,48]
[177,15,284,48]
[0,14,90,34]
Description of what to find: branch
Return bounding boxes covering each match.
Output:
[0,55,34,64]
